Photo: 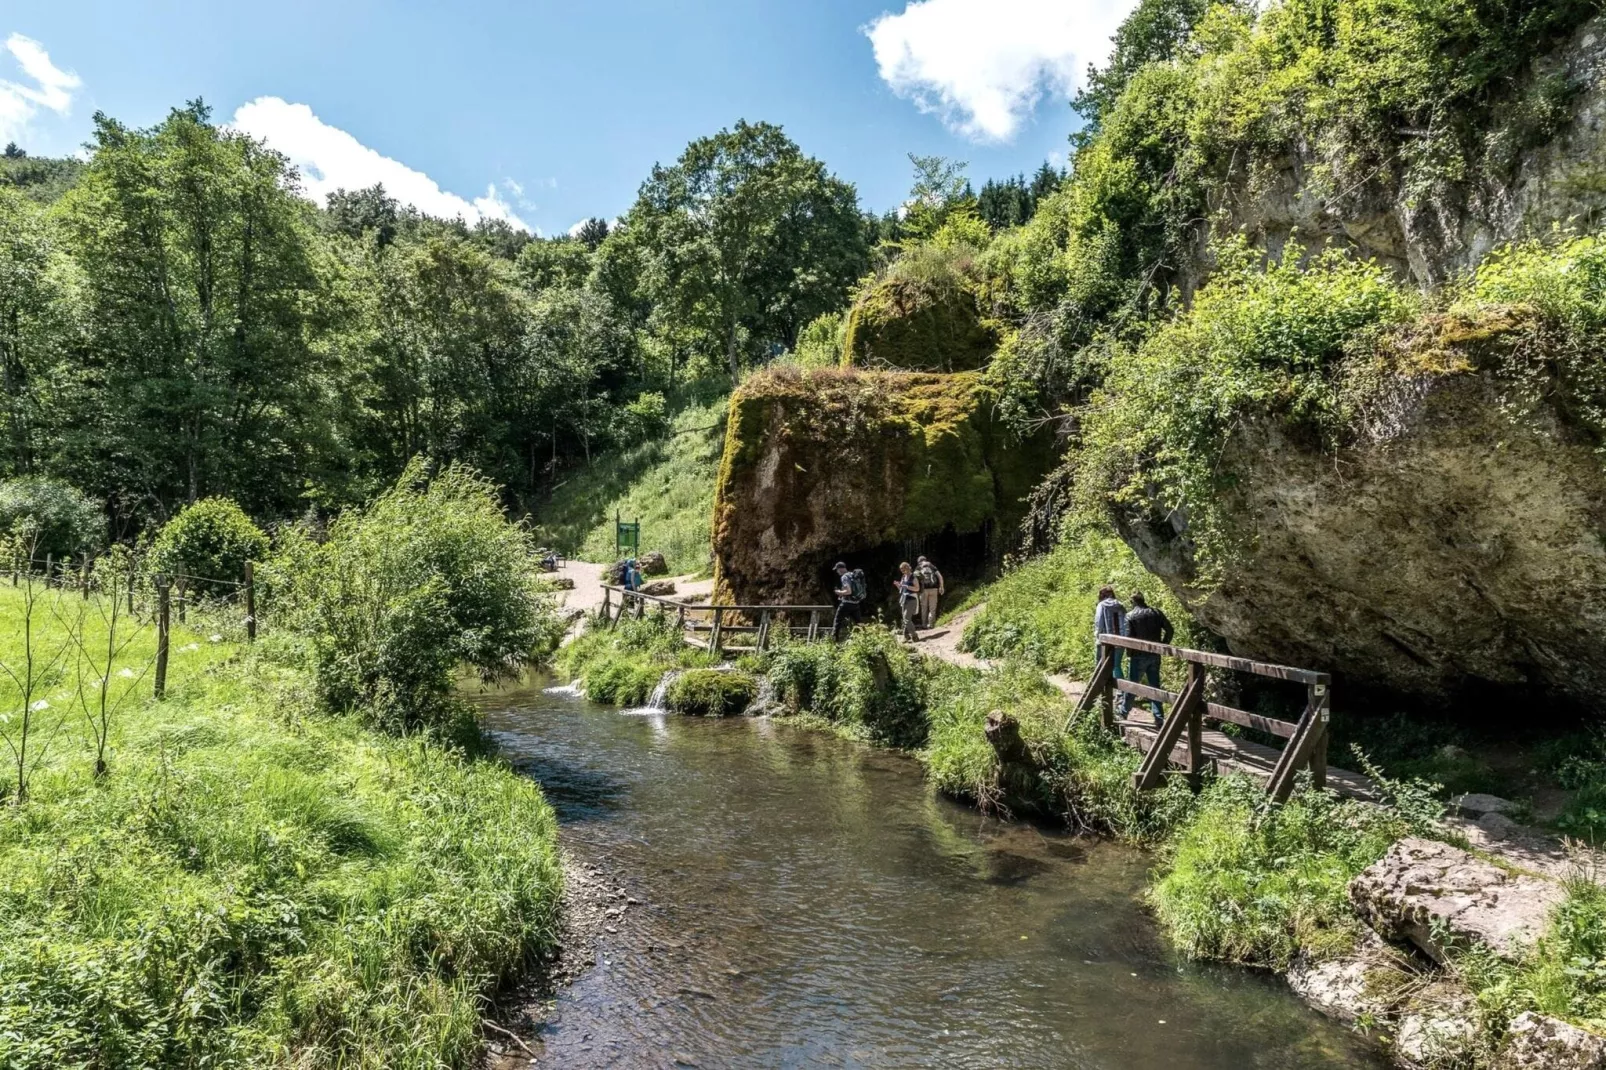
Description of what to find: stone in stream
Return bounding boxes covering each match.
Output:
[1285,929,1412,1027]
[1349,837,1565,963]
[1498,1012,1606,1069]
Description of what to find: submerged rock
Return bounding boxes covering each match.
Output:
[1286,929,1412,1027]
[1349,837,1565,963]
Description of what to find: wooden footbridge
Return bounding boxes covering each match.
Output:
[598,584,835,655]
[597,585,1368,803]
[1072,633,1373,803]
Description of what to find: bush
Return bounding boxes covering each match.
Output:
[555,615,711,705]
[766,628,930,747]
[148,496,268,596]
[619,391,669,443]
[279,461,560,736]
[0,476,103,563]
[667,669,756,716]
[1149,776,1409,967]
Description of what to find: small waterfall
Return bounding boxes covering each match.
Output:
[543,682,584,698]
[623,670,680,716]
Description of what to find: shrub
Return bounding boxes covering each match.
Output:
[667,669,756,716]
[619,391,669,443]
[279,460,560,736]
[0,476,103,563]
[148,496,269,595]
[1149,776,1409,967]
[555,615,711,705]
[766,627,930,747]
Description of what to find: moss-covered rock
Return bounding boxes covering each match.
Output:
[841,273,999,372]
[667,669,756,717]
[711,367,1057,606]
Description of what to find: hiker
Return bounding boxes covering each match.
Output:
[1093,585,1126,683]
[623,558,643,592]
[895,562,922,642]
[916,556,945,629]
[832,561,866,642]
[1121,591,1175,724]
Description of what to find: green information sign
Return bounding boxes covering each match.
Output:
[615,515,640,556]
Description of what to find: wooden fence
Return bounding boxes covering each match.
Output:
[598,584,835,656]
[1072,634,1335,802]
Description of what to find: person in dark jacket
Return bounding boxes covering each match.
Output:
[1092,586,1126,683]
[831,562,863,642]
[1120,591,1174,724]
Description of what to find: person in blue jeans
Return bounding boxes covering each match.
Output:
[1092,586,1126,683]
[1120,591,1174,725]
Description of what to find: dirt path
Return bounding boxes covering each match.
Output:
[546,560,714,618]
[915,603,1082,700]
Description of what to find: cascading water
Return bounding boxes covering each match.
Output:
[623,670,680,715]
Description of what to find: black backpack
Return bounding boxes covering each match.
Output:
[917,563,938,588]
[848,569,868,602]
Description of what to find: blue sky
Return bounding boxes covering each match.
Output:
[2,0,1135,235]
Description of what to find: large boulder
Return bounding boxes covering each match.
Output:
[1119,312,1606,706]
[1499,1012,1606,1070]
[711,368,1057,606]
[841,271,998,372]
[1349,837,1565,963]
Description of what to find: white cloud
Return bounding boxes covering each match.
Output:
[231,96,532,232]
[865,0,1135,142]
[0,33,81,146]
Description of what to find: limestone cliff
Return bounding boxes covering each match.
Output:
[1116,312,1606,706]
[711,368,1055,606]
[1200,15,1606,292]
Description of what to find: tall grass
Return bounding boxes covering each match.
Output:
[0,586,562,1069]
[533,390,728,573]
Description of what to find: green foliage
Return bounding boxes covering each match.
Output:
[791,310,845,368]
[0,587,562,1070]
[667,668,756,717]
[1150,776,1410,967]
[280,461,559,736]
[960,521,1197,677]
[842,237,999,371]
[148,497,268,594]
[1082,241,1415,578]
[555,616,711,704]
[623,120,868,380]
[619,391,670,443]
[766,627,930,747]
[534,390,728,574]
[0,476,103,560]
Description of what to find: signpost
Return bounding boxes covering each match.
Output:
[615,512,640,557]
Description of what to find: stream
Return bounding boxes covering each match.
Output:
[477,679,1383,1069]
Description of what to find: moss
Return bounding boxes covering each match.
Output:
[710,366,1058,604]
[841,274,999,372]
[666,669,756,717]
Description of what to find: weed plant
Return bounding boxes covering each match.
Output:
[0,586,562,1069]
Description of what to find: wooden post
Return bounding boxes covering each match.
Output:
[244,561,257,641]
[709,608,724,655]
[80,555,90,599]
[1133,668,1204,792]
[601,586,611,624]
[676,604,686,636]
[44,553,52,587]
[1266,674,1332,803]
[634,592,645,620]
[1185,662,1205,791]
[1066,648,1116,732]
[177,576,187,624]
[155,578,171,700]
[757,610,772,652]
[127,559,136,613]
[807,609,820,643]
[1309,680,1330,791]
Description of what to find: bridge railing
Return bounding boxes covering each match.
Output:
[598,585,835,655]
[1071,634,1331,803]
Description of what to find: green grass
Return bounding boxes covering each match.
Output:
[532,390,728,575]
[555,616,716,705]
[667,668,756,717]
[0,584,562,1069]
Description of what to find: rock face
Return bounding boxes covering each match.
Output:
[1119,314,1606,706]
[711,368,1056,606]
[1349,837,1566,963]
[1194,16,1606,292]
[841,273,998,372]
[1499,1012,1606,1070]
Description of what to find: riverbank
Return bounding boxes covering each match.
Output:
[556,614,1606,1067]
[0,585,564,1069]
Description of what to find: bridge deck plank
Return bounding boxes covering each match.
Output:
[1119,717,1375,801]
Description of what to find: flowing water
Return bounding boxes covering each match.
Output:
[477,680,1382,1070]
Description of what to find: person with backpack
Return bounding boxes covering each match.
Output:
[1121,591,1175,725]
[915,556,945,629]
[895,562,922,642]
[1093,586,1126,684]
[832,561,866,642]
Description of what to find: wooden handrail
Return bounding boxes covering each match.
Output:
[1096,633,1328,685]
[599,584,833,613]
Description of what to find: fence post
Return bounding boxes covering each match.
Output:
[127,559,136,614]
[80,555,90,599]
[155,577,171,700]
[676,603,686,635]
[808,609,820,643]
[600,586,611,624]
[757,610,772,652]
[1309,679,1330,791]
[44,553,52,587]
[710,608,724,655]
[244,561,257,641]
[1185,661,1206,791]
[177,576,187,624]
